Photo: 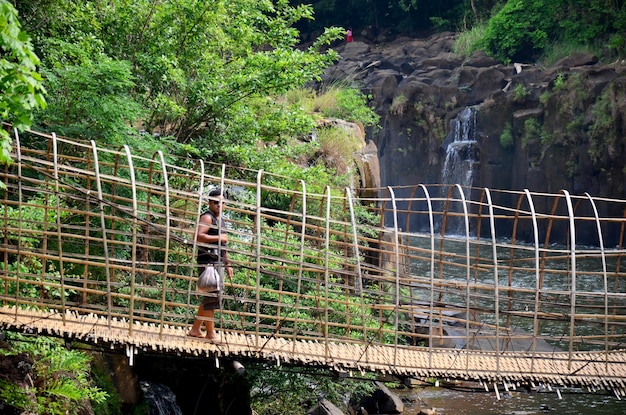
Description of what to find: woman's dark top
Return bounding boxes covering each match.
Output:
[197,210,228,265]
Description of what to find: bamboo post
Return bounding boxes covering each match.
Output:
[124,145,139,335]
[254,170,263,348]
[90,141,113,327]
[387,186,400,365]
[417,184,436,368]
[13,129,23,315]
[291,180,306,353]
[324,186,331,360]
[561,190,576,370]
[485,188,500,376]
[157,150,171,337]
[188,159,206,322]
[52,133,67,322]
[523,189,541,374]
[217,164,226,337]
[584,192,609,368]
[452,184,471,369]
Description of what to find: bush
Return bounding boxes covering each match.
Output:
[0,333,107,415]
[500,122,513,149]
[482,0,555,63]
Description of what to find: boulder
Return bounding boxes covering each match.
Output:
[307,399,345,415]
[359,381,404,414]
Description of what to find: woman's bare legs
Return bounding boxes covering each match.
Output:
[188,306,216,339]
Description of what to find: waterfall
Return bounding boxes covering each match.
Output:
[140,381,183,415]
[440,107,478,235]
[441,107,477,189]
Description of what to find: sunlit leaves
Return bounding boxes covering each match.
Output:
[0,0,46,165]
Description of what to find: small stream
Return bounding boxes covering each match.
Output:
[397,386,625,415]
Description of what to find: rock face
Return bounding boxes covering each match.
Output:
[307,398,345,415]
[323,33,626,232]
[357,381,405,414]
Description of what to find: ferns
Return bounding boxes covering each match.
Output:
[0,333,108,415]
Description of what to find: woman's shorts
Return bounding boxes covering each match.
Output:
[197,264,224,310]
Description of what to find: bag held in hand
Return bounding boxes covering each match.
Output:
[197,265,220,292]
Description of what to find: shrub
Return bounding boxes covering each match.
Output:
[482,1,556,63]
[500,122,513,149]
[513,84,528,102]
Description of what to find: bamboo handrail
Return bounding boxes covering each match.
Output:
[1,127,626,389]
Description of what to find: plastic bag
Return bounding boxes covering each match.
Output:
[197,265,220,292]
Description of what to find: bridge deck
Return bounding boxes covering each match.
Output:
[2,305,626,392]
[2,128,626,393]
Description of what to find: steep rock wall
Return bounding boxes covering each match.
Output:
[322,33,626,232]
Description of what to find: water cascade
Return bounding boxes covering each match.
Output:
[441,106,478,188]
[140,381,183,415]
[440,107,479,235]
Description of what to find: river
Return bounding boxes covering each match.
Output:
[395,234,625,414]
[396,386,625,415]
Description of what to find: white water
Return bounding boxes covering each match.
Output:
[140,381,183,415]
[441,107,477,190]
[440,107,478,236]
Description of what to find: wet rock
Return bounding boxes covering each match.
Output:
[307,398,345,415]
[359,381,404,414]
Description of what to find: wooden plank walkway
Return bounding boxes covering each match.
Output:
[2,305,626,391]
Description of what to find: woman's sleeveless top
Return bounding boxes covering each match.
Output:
[197,210,227,265]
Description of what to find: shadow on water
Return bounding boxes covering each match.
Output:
[397,387,625,415]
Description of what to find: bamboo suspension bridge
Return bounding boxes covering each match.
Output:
[1,128,626,396]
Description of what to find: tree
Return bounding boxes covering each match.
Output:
[481,0,626,63]
[0,0,46,172]
[16,0,344,160]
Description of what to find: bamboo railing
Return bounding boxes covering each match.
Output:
[1,127,626,390]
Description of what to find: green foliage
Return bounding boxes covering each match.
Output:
[0,333,107,415]
[607,33,625,58]
[321,88,380,128]
[482,0,553,63]
[291,86,379,129]
[17,0,344,162]
[513,83,528,102]
[539,40,596,67]
[247,364,376,415]
[500,122,514,149]
[390,95,408,115]
[316,125,363,176]
[40,57,143,143]
[555,0,615,45]
[589,83,622,166]
[523,118,542,148]
[0,0,46,168]
[553,73,566,91]
[454,22,488,57]
[481,0,625,63]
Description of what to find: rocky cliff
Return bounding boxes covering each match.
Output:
[323,33,626,232]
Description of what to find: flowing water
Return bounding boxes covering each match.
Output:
[397,386,625,415]
[393,234,626,414]
[140,381,184,415]
[405,233,626,351]
[440,106,479,235]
